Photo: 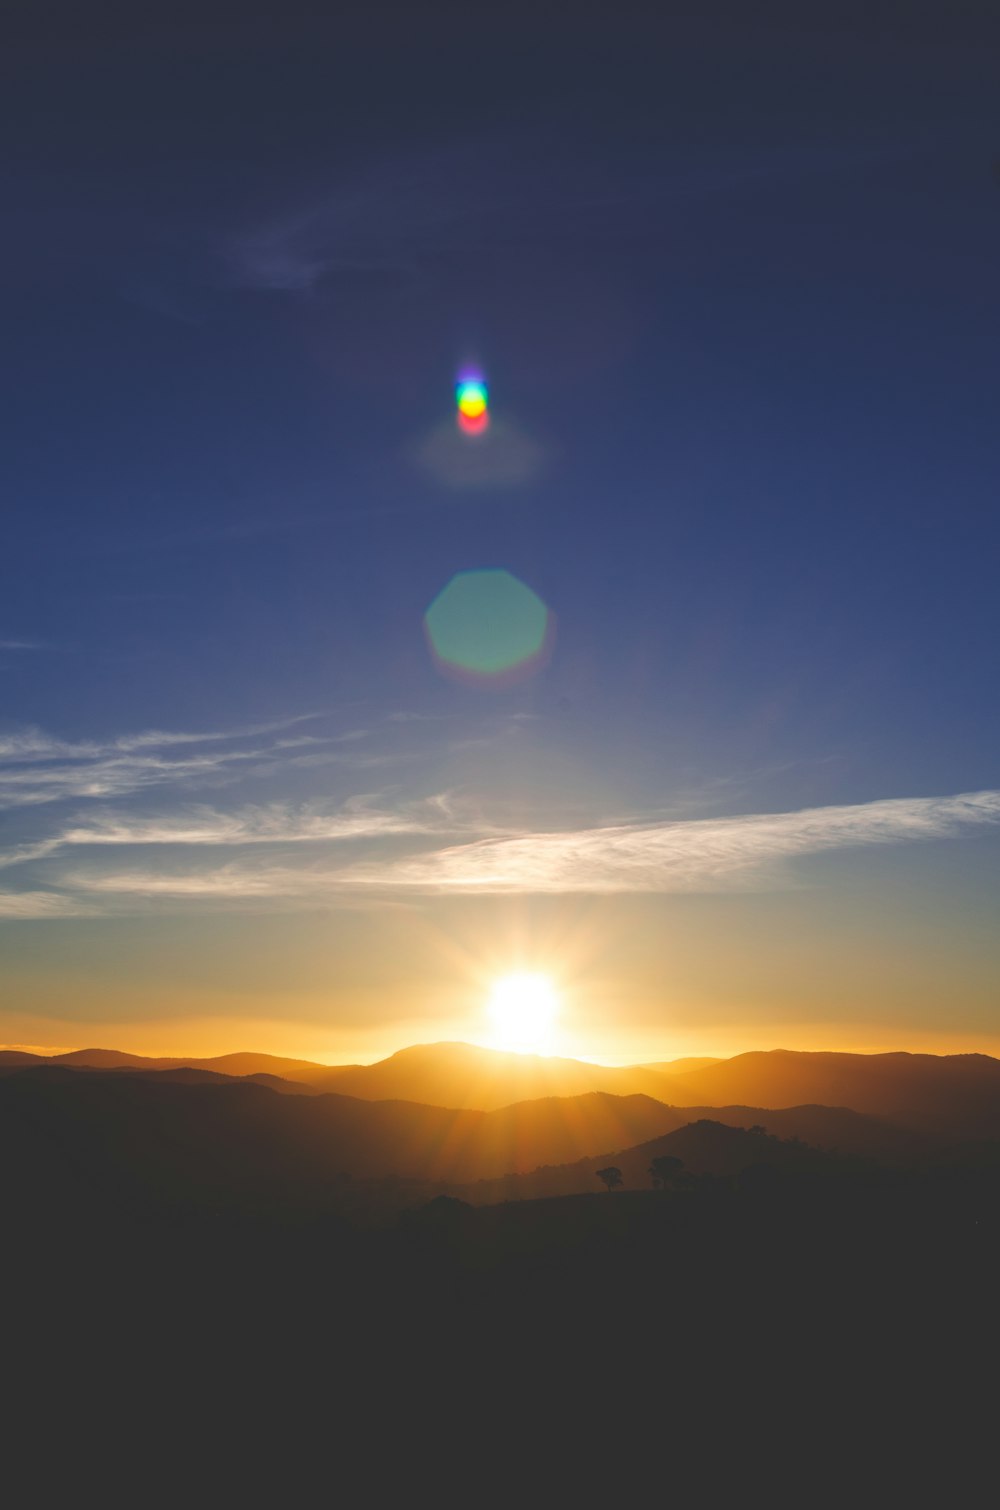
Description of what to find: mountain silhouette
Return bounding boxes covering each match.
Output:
[0,1069,697,1195]
[0,1046,345,1083]
[3,1042,999,1136]
[0,1058,948,1228]
[0,1041,685,1104]
[657,1048,1000,1135]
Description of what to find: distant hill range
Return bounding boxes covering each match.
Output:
[0,1068,762,1186]
[0,1041,691,1103]
[3,1041,999,1135]
[0,1068,920,1221]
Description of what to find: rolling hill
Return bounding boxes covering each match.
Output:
[0,1068,692,1192]
[0,1060,936,1225]
[3,1042,999,1136]
[657,1049,1000,1134]
[0,1046,344,1083]
[0,1042,690,1104]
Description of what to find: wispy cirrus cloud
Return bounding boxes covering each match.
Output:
[0,714,320,763]
[0,640,46,652]
[58,793,459,851]
[0,791,479,875]
[0,891,95,919]
[52,789,1000,905]
[356,790,1000,894]
[0,715,341,810]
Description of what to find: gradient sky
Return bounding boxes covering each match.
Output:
[2,2,999,1062]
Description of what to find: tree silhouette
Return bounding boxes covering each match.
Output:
[596,1166,623,1192]
[648,1155,684,1190]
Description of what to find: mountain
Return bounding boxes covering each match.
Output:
[294,1041,684,1107]
[0,1046,343,1086]
[461,1118,854,1204]
[4,1042,1000,1134]
[639,1057,723,1075]
[0,1069,696,1192]
[0,1060,937,1230]
[659,1049,1000,1135]
[0,1041,690,1105]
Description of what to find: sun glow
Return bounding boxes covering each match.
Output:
[486,972,560,1054]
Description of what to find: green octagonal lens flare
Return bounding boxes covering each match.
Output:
[424,569,552,683]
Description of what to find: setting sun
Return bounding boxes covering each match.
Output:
[486,973,559,1054]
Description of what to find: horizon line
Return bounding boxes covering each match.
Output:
[2,1038,998,1070]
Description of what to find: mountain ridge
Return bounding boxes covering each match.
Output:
[2,1041,998,1127]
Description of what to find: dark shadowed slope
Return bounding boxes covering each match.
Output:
[462,1119,851,1203]
[0,1069,695,1192]
[458,1108,929,1203]
[0,1064,946,1229]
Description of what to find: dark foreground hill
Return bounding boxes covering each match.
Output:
[0,1064,979,1234]
[3,1065,996,1491]
[459,1115,917,1203]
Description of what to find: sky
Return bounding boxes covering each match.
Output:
[2,1,999,1062]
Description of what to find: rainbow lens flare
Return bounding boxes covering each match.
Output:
[424,569,555,686]
[456,376,490,435]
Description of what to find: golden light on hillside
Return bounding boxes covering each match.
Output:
[486,973,560,1054]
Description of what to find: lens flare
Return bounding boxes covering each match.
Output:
[457,409,489,436]
[424,569,555,686]
[457,383,487,417]
[456,375,489,435]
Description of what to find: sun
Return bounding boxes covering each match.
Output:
[486,973,559,1054]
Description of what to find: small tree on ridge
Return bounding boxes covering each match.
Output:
[648,1155,684,1190]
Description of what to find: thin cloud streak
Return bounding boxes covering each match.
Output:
[52,789,1000,905]
[0,891,95,919]
[358,790,1000,893]
[0,793,480,873]
[0,716,339,810]
[0,748,289,809]
[59,795,458,848]
[0,714,320,763]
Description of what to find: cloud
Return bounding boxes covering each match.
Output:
[66,866,309,899]
[354,790,1000,894]
[58,794,456,849]
[0,840,66,871]
[49,788,1000,906]
[0,715,329,809]
[0,891,95,919]
[0,640,45,651]
[0,713,320,763]
[0,791,482,877]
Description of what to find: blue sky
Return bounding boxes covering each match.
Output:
[1,3,998,1059]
